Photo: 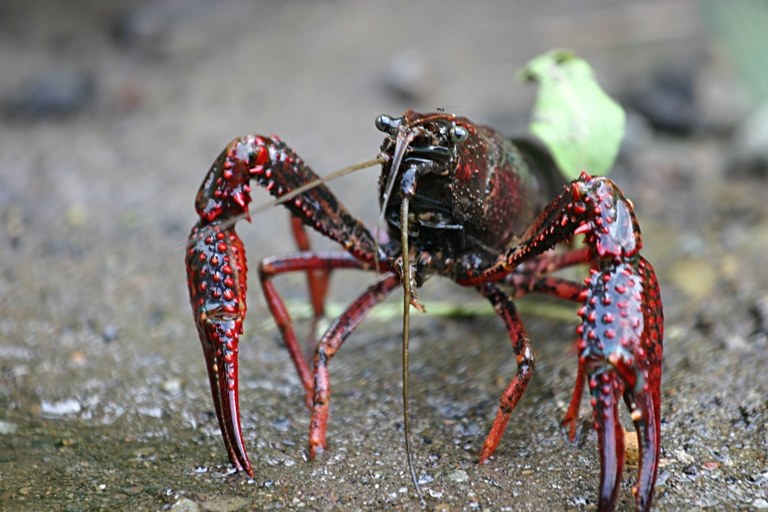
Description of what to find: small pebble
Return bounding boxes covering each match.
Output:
[673,448,695,465]
[102,325,119,343]
[418,473,434,485]
[0,420,18,435]
[170,496,201,512]
[624,429,639,466]
[123,485,144,495]
[137,406,163,419]
[753,498,768,510]
[271,417,290,432]
[683,465,698,476]
[447,469,468,482]
[40,398,82,417]
[134,446,156,458]
[161,378,182,395]
[200,496,249,511]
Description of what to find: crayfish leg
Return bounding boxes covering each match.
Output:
[290,216,331,346]
[306,273,401,459]
[476,283,534,463]
[562,357,587,442]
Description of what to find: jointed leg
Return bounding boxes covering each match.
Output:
[290,216,331,342]
[476,282,535,462]
[501,250,590,438]
[259,251,369,395]
[308,273,402,457]
[562,360,587,441]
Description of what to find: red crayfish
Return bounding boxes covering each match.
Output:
[186,109,663,511]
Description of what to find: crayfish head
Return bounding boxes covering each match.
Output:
[375,110,473,258]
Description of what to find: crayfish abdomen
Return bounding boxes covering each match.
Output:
[187,109,663,512]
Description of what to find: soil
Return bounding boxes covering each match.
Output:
[1,1,766,511]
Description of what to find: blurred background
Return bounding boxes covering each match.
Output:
[1,1,766,510]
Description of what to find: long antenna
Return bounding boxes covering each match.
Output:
[185,157,386,255]
[269,156,386,210]
[375,130,416,273]
[400,196,425,507]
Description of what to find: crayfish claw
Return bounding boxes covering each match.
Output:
[578,256,662,511]
[625,380,661,511]
[187,221,253,477]
[200,316,253,477]
[589,369,625,511]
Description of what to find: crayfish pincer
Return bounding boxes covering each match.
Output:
[186,109,663,511]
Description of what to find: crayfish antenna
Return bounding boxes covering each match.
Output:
[376,129,416,274]
[267,157,386,212]
[400,196,425,507]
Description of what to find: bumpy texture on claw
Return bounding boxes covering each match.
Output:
[186,135,379,477]
[186,222,252,476]
[578,259,662,511]
[460,172,663,511]
[570,174,663,512]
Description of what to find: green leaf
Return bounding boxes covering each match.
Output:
[519,49,625,179]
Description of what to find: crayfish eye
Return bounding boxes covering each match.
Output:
[375,114,397,135]
[449,124,468,143]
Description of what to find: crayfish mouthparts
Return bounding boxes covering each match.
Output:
[187,110,663,512]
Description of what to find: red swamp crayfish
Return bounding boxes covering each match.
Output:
[185,109,663,511]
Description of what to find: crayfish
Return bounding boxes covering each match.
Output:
[186,109,663,511]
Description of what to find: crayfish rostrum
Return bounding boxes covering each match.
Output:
[186,109,663,511]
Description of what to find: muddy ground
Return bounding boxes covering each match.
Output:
[1,1,767,511]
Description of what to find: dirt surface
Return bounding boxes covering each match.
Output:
[1,1,767,511]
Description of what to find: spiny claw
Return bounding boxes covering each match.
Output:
[626,383,660,511]
[589,368,625,510]
[186,133,381,479]
[187,223,252,477]
[578,256,663,511]
[200,316,253,477]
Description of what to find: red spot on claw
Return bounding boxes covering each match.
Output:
[255,145,269,166]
